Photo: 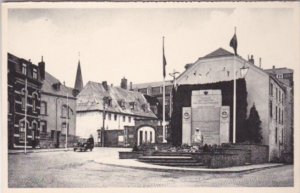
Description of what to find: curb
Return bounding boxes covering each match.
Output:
[8,148,73,155]
[93,160,284,174]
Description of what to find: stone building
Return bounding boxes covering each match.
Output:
[264,67,294,156]
[76,80,157,146]
[8,53,44,149]
[39,71,77,148]
[175,48,288,161]
[132,80,173,121]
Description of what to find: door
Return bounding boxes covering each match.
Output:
[56,131,61,148]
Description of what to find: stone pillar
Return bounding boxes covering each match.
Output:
[220,106,230,144]
[182,107,192,145]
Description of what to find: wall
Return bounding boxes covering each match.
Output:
[268,78,285,161]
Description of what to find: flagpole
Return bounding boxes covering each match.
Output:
[162,36,166,143]
[233,27,237,144]
[233,55,236,143]
[24,77,27,154]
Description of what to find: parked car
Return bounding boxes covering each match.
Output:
[73,139,94,152]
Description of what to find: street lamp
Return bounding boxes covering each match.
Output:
[101,96,111,147]
[233,61,249,143]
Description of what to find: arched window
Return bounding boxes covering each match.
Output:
[32,94,38,112]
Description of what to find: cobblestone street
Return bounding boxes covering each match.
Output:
[8,148,293,188]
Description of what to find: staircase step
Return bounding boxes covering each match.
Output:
[148,162,204,167]
[138,159,198,163]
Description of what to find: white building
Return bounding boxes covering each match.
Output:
[76,81,157,143]
[176,48,288,161]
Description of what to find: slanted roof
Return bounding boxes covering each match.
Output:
[76,81,157,118]
[202,48,234,59]
[264,67,294,74]
[41,72,74,98]
[132,80,173,90]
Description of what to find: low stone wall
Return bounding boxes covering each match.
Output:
[232,144,268,164]
[119,151,143,159]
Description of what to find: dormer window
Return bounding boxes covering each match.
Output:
[52,82,61,91]
[22,63,27,75]
[118,99,126,109]
[142,103,148,112]
[129,102,135,110]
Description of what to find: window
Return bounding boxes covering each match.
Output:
[130,102,135,110]
[282,109,284,124]
[108,113,111,120]
[275,106,277,121]
[33,68,37,79]
[22,63,27,75]
[62,123,68,135]
[123,115,125,122]
[277,74,283,79]
[278,108,281,124]
[40,101,47,115]
[40,121,47,133]
[128,116,131,123]
[270,83,273,96]
[269,100,273,117]
[275,127,278,144]
[114,114,117,121]
[21,96,26,109]
[282,93,284,105]
[282,130,284,144]
[32,94,38,112]
[275,88,278,102]
[51,130,55,139]
[152,87,161,95]
[279,90,281,102]
[61,105,68,118]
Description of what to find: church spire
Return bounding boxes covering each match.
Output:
[74,54,83,95]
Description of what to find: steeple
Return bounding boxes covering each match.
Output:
[74,59,83,96]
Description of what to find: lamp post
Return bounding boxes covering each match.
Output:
[101,96,110,147]
[233,60,249,143]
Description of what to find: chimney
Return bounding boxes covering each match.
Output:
[38,56,45,80]
[259,58,262,68]
[120,77,128,90]
[184,63,193,70]
[102,81,108,91]
[129,82,133,91]
[111,84,113,87]
[249,55,255,64]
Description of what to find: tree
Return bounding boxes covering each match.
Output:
[245,104,263,144]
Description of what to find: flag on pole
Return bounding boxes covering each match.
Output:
[163,37,167,78]
[230,31,238,56]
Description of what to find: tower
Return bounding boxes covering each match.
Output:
[74,60,83,96]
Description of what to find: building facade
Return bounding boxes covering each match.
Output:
[265,67,294,156]
[132,80,173,121]
[39,72,77,148]
[175,48,289,161]
[76,80,157,146]
[8,53,44,149]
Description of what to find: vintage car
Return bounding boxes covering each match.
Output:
[73,139,94,152]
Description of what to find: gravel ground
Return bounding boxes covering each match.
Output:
[8,147,294,188]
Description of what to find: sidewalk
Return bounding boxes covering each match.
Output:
[93,148,284,173]
[8,147,73,154]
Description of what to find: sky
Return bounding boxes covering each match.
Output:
[7,6,299,88]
